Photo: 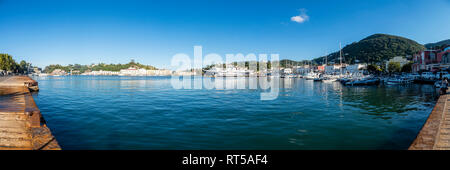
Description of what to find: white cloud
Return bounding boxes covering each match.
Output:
[291,9,309,23]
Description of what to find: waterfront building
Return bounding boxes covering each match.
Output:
[412,50,439,72]
[204,66,256,77]
[438,45,450,66]
[325,65,343,74]
[33,67,42,74]
[80,67,172,76]
[345,64,366,73]
[147,69,172,76]
[294,65,312,74]
[412,45,450,72]
[82,70,119,76]
[173,71,196,76]
[316,65,325,72]
[281,68,292,74]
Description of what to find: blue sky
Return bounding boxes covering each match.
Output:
[0,0,449,69]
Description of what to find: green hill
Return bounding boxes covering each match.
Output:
[43,61,158,74]
[312,34,425,65]
[425,39,450,49]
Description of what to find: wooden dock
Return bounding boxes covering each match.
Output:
[409,93,450,150]
[0,76,60,150]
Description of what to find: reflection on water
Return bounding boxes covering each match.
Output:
[27,76,437,150]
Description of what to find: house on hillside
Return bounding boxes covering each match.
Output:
[51,69,66,75]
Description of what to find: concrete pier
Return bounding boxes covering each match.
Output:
[409,93,450,150]
[0,76,60,150]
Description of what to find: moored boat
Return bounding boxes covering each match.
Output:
[386,77,412,85]
[345,78,380,86]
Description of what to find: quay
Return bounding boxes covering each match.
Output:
[0,76,60,150]
[409,93,450,150]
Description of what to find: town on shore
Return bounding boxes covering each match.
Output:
[1,34,449,88]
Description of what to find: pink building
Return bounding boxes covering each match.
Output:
[412,45,450,72]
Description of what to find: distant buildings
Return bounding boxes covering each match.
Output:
[345,64,366,73]
[81,66,172,76]
[294,63,365,74]
[51,69,66,75]
[204,65,255,77]
[294,65,311,74]
[317,65,325,72]
[325,65,343,74]
[32,67,42,74]
[386,56,409,69]
[281,68,292,74]
[412,45,450,72]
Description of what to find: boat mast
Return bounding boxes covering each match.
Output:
[340,42,342,75]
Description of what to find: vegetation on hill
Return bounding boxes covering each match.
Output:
[43,60,158,73]
[0,53,32,74]
[425,39,450,49]
[312,34,425,65]
[387,62,401,73]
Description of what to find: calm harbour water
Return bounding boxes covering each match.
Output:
[30,76,437,150]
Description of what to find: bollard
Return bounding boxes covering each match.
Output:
[25,108,42,128]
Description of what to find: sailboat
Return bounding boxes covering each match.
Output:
[322,51,337,83]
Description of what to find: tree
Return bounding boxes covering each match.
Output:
[0,53,18,72]
[19,60,29,73]
[388,62,401,73]
[401,62,413,73]
[367,64,381,74]
[311,34,425,65]
[43,61,158,73]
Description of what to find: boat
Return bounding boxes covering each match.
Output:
[313,77,323,81]
[434,81,442,88]
[434,80,449,89]
[304,72,317,80]
[281,74,295,78]
[345,78,380,86]
[386,77,412,85]
[322,78,337,83]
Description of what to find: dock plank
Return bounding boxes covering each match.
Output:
[0,76,60,150]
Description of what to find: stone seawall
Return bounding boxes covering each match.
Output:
[409,93,450,150]
[0,76,60,150]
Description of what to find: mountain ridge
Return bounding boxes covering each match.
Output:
[425,39,450,49]
[311,33,425,65]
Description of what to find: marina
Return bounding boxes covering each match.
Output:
[24,75,437,149]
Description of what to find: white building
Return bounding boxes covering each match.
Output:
[205,66,255,77]
[81,67,172,76]
[281,68,292,74]
[295,65,312,74]
[386,56,409,69]
[345,64,366,73]
[325,65,343,74]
